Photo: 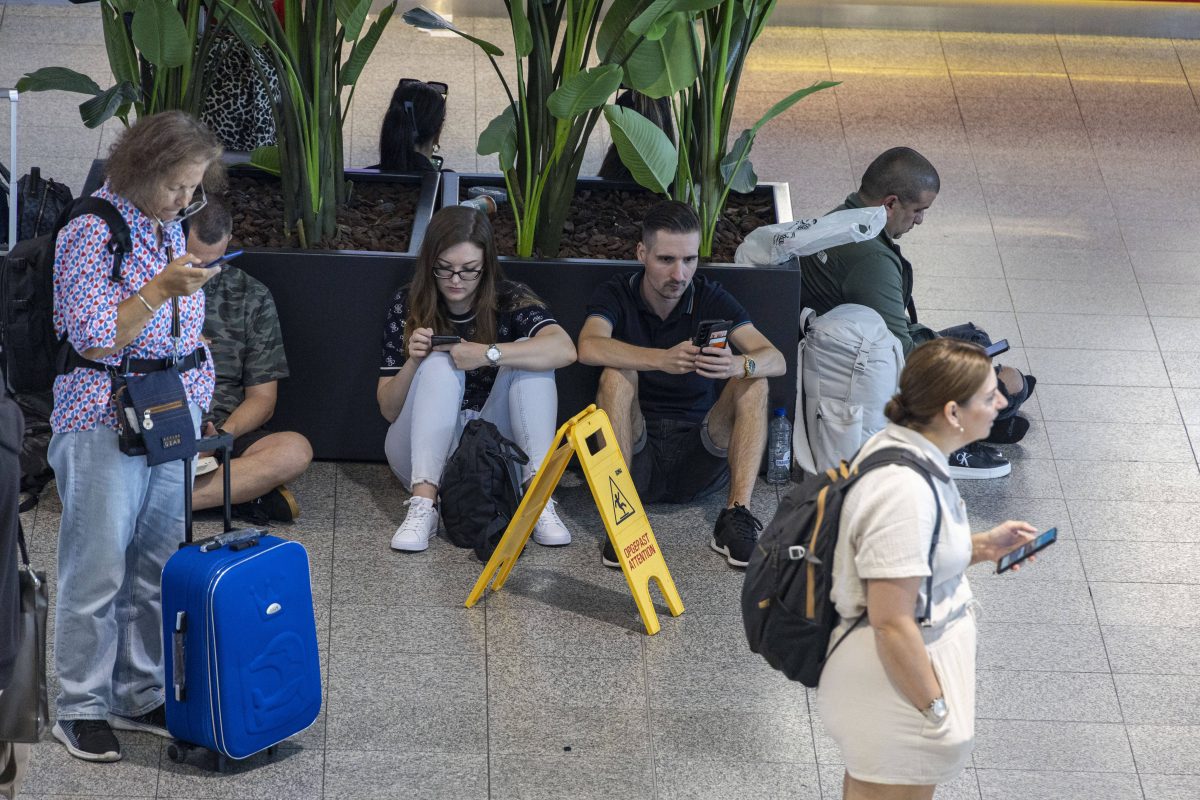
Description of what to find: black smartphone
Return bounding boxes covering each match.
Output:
[996,527,1057,573]
[199,249,244,271]
[984,339,1010,358]
[692,319,732,349]
[430,335,461,347]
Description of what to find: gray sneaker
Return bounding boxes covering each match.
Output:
[52,719,122,762]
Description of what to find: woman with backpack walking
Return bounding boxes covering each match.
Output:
[377,205,576,552]
[816,338,1038,800]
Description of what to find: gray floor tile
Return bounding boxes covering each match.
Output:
[975,622,1110,672]
[1127,724,1200,773]
[1091,582,1200,627]
[1055,460,1200,502]
[488,703,650,756]
[1017,313,1159,352]
[323,750,488,800]
[1142,283,1200,318]
[1001,246,1134,282]
[956,458,1063,501]
[1037,385,1182,424]
[157,746,323,799]
[18,743,161,797]
[1154,316,1200,352]
[329,555,487,607]
[652,707,815,762]
[914,277,1014,313]
[656,757,823,800]
[976,669,1122,722]
[972,720,1135,771]
[1131,250,1200,284]
[1165,351,1200,388]
[646,657,808,715]
[485,606,643,660]
[642,612,764,667]
[1114,674,1200,724]
[1103,625,1200,675]
[1069,499,1200,542]
[1026,348,1170,387]
[1140,773,1200,799]
[969,579,1097,624]
[1044,420,1194,462]
[329,602,486,656]
[975,769,1143,800]
[490,752,655,800]
[1079,540,1200,583]
[488,653,646,708]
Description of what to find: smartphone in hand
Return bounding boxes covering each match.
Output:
[996,527,1057,573]
[199,250,244,270]
[693,319,732,349]
[430,335,462,347]
[984,339,1010,358]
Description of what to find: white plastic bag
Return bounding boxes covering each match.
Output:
[734,205,887,266]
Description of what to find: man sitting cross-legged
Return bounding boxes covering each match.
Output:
[187,200,313,523]
[578,200,785,568]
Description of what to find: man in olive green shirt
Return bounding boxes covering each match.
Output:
[800,147,1034,478]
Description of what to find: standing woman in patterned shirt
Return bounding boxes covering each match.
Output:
[377,206,577,553]
[48,111,224,763]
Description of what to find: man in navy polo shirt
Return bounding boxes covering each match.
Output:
[579,201,785,568]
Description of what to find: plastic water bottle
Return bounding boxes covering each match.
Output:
[767,408,792,484]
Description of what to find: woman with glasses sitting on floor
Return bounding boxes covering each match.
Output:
[377,205,576,552]
[373,79,448,173]
[49,111,224,763]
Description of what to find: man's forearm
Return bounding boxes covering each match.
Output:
[578,336,662,372]
[744,345,786,378]
[218,395,275,437]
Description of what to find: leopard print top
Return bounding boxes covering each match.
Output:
[200,31,279,153]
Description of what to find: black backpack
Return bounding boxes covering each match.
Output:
[1,166,73,245]
[741,447,942,688]
[439,419,529,561]
[0,197,130,395]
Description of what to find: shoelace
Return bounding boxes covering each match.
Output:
[539,499,563,524]
[402,498,436,529]
[729,504,763,541]
[71,719,115,739]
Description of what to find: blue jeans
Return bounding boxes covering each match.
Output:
[49,406,200,721]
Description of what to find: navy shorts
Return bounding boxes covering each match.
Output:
[630,415,729,504]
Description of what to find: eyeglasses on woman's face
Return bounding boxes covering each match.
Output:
[432,265,482,281]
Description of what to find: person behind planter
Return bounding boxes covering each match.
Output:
[186,200,313,523]
[377,205,576,551]
[373,79,447,173]
[817,337,1038,800]
[578,200,786,568]
[49,111,224,762]
[597,89,674,183]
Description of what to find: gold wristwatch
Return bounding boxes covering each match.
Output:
[742,355,756,379]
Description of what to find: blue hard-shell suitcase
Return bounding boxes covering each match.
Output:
[161,436,321,763]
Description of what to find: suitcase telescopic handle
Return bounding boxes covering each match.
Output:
[184,432,236,545]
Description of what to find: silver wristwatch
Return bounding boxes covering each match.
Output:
[485,343,502,366]
[921,696,949,725]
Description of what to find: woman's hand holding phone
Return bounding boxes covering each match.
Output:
[972,521,1038,570]
[407,327,434,360]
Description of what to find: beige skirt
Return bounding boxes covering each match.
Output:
[815,609,977,785]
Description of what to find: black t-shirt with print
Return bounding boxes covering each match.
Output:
[380,280,556,412]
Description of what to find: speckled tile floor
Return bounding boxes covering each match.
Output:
[6,3,1200,797]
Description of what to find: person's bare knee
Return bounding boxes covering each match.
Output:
[844,773,935,800]
[998,365,1023,394]
[597,368,641,457]
[709,377,768,450]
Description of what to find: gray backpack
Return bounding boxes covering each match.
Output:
[793,304,904,474]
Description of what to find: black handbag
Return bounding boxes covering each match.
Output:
[0,525,48,743]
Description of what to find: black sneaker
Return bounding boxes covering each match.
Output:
[52,719,122,762]
[948,442,1011,480]
[232,485,300,525]
[985,414,1030,445]
[710,504,763,568]
[109,704,170,738]
[601,538,620,569]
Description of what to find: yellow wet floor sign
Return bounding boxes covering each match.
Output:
[465,405,684,635]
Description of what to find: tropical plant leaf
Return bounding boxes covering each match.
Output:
[336,0,372,41]
[596,0,653,61]
[401,6,504,57]
[249,145,282,176]
[15,67,103,97]
[622,12,696,98]
[130,0,190,68]
[342,2,396,86]
[719,129,757,193]
[508,0,532,58]
[749,80,839,136]
[547,65,623,120]
[99,3,139,87]
[79,82,141,128]
[604,105,676,194]
[478,106,517,171]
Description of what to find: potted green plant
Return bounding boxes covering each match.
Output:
[404,0,709,258]
[16,0,223,127]
[610,0,838,256]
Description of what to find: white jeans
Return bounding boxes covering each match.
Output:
[384,352,558,490]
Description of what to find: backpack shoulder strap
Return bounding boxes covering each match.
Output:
[56,197,132,283]
[852,447,945,625]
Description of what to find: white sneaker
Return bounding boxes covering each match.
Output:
[532,498,571,546]
[391,496,439,552]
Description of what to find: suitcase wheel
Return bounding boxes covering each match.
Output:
[167,741,190,763]
[266,745,278,758]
